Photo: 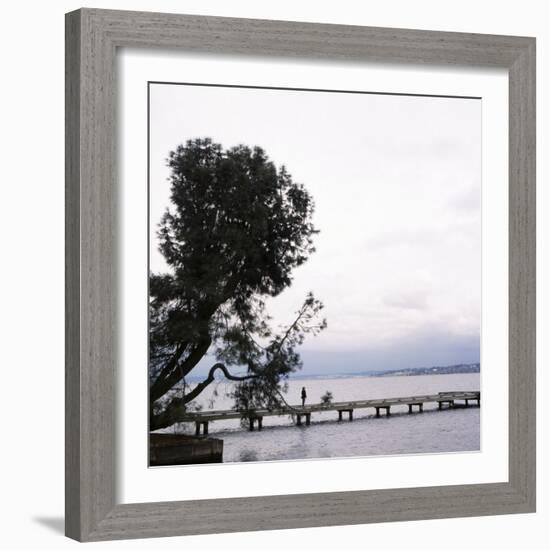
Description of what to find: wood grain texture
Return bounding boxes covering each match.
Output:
[65,8,536,542]
[65,10,81,541]
[508,41,536,508]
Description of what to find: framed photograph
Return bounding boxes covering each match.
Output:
[65,8,535,542]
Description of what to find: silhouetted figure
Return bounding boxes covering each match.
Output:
[301,387,307,407]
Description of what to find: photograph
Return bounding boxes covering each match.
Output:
[1,0,540,546]
[147,81,481,467]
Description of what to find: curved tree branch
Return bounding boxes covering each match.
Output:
[150,362,259,431]
[182,362,258,405]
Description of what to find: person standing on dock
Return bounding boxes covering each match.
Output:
[301,387,307,407]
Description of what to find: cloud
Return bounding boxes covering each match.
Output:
[383,291,429,311]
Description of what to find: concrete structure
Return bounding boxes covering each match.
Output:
[149,433,223,465]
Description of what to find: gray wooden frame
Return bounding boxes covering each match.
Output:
[65,8,536,542]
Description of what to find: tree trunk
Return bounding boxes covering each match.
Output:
[149,337,211,403]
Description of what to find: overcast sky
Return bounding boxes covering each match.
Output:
[149,83,481,375]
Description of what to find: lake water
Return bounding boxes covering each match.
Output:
[172,373,480,463]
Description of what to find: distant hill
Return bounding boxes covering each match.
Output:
[289,362,480,380]
[362,362,480,378]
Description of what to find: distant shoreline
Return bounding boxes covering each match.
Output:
[289,363,480,381]
[185,363,480,383]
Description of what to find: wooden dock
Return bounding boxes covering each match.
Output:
[184,390,480,435]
